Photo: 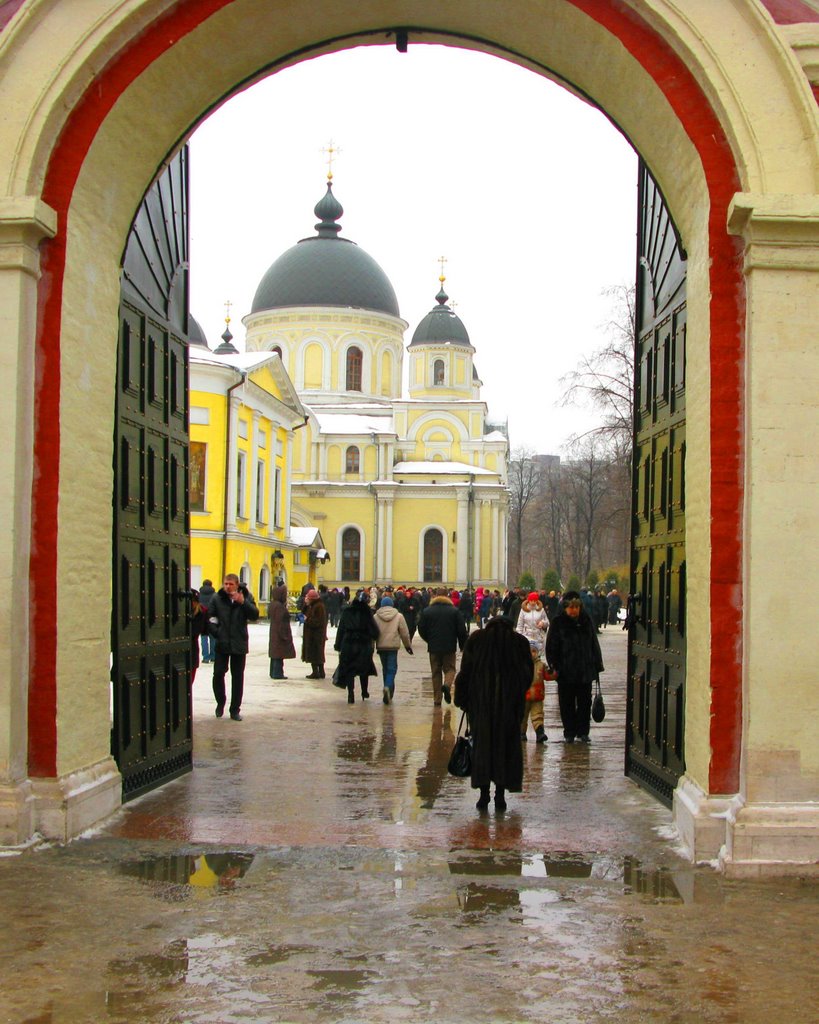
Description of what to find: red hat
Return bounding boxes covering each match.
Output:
[527,592,540,603]
[305,589,319,602]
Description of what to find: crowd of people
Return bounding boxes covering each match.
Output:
[191,575,617,814]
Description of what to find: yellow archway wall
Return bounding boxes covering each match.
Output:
[1,0,818,871]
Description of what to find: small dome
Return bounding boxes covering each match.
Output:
[409,285,471,348]
[188,314,209,348]
[250,183,400,318]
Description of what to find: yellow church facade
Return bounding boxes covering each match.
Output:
[187,324,326,610]
[241,182,509,591]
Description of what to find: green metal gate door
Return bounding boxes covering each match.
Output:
[625,161,687,806]
[112,148,193,798]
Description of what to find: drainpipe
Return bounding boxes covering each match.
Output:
[221,372,247,583]
[467,474,475,589]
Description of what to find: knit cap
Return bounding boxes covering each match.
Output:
[380,596,394,607]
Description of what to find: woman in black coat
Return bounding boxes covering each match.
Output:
[545,591,604,743]
[454,616,532,811]
[334,590,379,703]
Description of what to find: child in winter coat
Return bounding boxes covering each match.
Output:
[521,642,548,744]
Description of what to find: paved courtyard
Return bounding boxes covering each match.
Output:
[2,623,817,1023]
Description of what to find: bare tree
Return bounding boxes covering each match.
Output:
[562,434,611,579]
[560,284,635,466]
[507,446,541,583]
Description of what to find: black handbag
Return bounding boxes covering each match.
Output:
[447,712,473,777]
[591,677,606,723]
[331,665,346,689]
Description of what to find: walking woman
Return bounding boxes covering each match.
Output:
[268,583,296,680]
[454,616,531,811]
[515,591,548,655]
[545,591,604,743]
[302,589,328,679]
[335,589,379,703]
[374,595,413,704]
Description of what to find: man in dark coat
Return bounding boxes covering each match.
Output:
[545,591,604,743]
[268,583,296,679]
[454,616,531,811]
[418,588,467,706]
[208,574,259,721]
[334,590,379,703]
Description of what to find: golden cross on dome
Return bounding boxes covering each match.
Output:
[321,139,341,181]
[224,299,232,325]
[438,255,448,284]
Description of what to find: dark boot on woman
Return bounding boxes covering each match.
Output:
[476,786,490,811]
[494,788,507,811]
[347,685,355,704]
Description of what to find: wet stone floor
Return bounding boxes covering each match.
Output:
[2,626,818,1023]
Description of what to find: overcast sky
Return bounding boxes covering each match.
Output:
[188,44,637,455]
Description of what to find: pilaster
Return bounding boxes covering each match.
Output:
[0,197,57,846]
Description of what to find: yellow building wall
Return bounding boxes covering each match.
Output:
[190,391,227,530]
[381,350,393,396]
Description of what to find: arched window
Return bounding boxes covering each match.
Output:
[433,359,445,386]
[345,445,360,474]
[240,563,251,587]
[346,346,363,391]
[342,527,361,581]
[259,564,270,602]
[423,530,443,583]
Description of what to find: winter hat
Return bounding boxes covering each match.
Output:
[305,589,319,602]
[380,596,394,607]
[527,592,540,604]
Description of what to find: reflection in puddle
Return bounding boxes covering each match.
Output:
[447,852,685,902]
[119,852,254,895]
[246,944,314,966]
[307,968,376,995]
[457,883,522,915]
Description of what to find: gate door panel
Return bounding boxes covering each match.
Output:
[112,148,193,799]
[626,161,687,806]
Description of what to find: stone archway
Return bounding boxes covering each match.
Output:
[2,0,818,873]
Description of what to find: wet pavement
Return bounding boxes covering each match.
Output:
[2,624,818,1023]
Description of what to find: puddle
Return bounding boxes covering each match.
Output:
[246,943,314,966]
[118,851,255,894]
[447,852,687,903]
[307,968,376,993]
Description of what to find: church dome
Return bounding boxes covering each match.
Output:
[250,183,400,318]
[408,285,471,348]
[188,314,209,348]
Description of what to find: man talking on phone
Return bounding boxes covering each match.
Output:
[208,573,259,721]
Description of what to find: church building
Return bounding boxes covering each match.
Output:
[241,180,510,591]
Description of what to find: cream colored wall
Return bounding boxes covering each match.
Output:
[1,0,818,840]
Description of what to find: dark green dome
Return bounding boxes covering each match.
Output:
[408,285,471,348]
[250,183,400,318]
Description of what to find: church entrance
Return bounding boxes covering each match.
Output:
[14,0,786,863]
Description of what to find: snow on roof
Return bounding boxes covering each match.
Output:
[189,350,276,371]
[314,411,395,435]
[483,430,509,442]
[392,461,497,476]
[289,526,323,547]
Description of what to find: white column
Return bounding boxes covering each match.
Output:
[319,439,327,480]
[0,198,57,843]
[226,396,241,528]
[472,497,483,584]
[282,435,292,533]
[490,501,499,582]
[456,488,469,584]
[376,492,386,580]
[384,497,394,580]
[249,410,260,531]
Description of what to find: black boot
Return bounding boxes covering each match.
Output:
[494,788,507,811]
[347,686,354,704]
[476,786,490,811]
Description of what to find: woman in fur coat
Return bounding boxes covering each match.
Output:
[454,616,532,811]
[268,583,296,679]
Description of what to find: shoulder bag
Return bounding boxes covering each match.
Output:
[447,711,473,777]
